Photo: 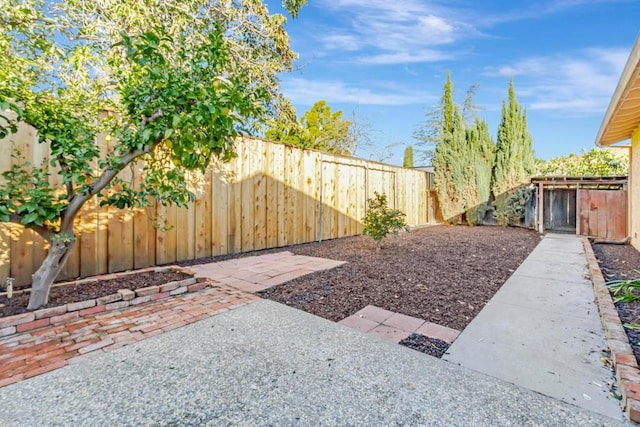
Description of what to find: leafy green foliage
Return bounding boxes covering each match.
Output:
[403,146,414,168]
[0,0,304,309]
[494,186,533,226]
[607,278,640,304]
[265,100,354,154]
[362,192,407,251]
[430,73,495,224]
[491,79,536,198]
[538,148,628,177]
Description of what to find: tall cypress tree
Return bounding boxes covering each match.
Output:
[464,118,495,224]
[433,98,467,220]
[491,79,535,197]
[403,145,414,167]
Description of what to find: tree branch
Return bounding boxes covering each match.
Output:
[60,108,164,231]
[9,213,56,242]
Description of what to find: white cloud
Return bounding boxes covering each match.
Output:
[311,0,632,65]
[313,0,464,65]
[281,78,435,106]
[484,48,629,114]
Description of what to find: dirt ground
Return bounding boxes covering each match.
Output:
[2,225,541,335]
[593,242,640,364]
[256,225,541,331]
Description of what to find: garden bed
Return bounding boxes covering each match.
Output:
[592,242,640,365]
[184,225,542,331]
[0,267,192,318]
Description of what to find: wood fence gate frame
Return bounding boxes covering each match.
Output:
[532,176,628,239]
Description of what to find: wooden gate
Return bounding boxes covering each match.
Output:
[543,189,576,232]
[578,189,627,239]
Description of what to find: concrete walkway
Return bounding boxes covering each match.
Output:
[0,300,626,426]
[444,233,623,420]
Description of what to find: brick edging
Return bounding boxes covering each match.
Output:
[583,238,640,422]
[0,266,208,338]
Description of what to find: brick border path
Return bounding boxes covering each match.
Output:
[0,282,257,388]
[583,238,640,422]
[339,305,460,345]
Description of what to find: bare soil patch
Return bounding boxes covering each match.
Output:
[0,271,189,318]
[592,242,640,365]
[249,225,541,331]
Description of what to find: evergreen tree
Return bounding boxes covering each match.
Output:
[403,145,414,167]
[464,119,495,224]
[491,79,535,197]
[430,73,496,224]
[432,102,467,221]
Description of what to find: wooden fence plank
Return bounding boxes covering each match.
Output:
[253,139,267,251]
[2,134,435,280]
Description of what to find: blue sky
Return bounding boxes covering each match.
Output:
[266,0,640,166]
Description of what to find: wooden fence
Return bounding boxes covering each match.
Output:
[0,126,437,286]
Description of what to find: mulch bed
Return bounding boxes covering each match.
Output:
[399,334,450,358]
[0,271,189,318]
[592,242,640,365]
[212,225,541,331]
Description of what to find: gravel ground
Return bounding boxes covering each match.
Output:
[256,225,542,331]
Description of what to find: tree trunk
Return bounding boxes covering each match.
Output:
[27,236,76,310]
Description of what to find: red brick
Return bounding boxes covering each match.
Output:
[105,301,130,311]
[187,282,208,293]
[0,326,16,337]
[78,338,113,355]
[66,299,96,312]
[150,292,171,301]
[135,286,159,297]
[196,277,209,283]
[170,286,187,296]
[24,359,68,379]
[159,281,181,293]
[130,295,152,306]
[0,358,27,375]
[623,380,640,402]
[16,318,50,333]
[0,312,35,328]
[34,348,66,361]
[627,398,640,422]
[117,289,135,301]
[618,365,640,383]
[96,293,122,305]
[79,305,106,317]
[616,353,639,369]
[50,311,80,325]
[0,374,23,388]
[34,305,68,320]
[64,338,99,352]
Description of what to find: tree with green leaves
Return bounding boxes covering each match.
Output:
[413,78,481,163]
[0,0,305,310]
[463,118,496,225]
[491,79,535,197]
[265,100,355,154]
[429,73,495,224]
[539,148,628,177]
[403,146,414,168]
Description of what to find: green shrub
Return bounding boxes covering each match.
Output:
[494,186,533,226]
[362,192,407,251]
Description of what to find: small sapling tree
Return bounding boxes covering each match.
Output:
[362,192,407,252]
